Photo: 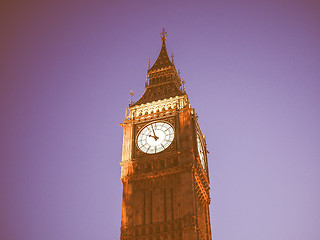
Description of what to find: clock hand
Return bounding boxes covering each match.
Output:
[151,125,159,140]
[148,134,157,140]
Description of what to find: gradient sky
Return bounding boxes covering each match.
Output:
[1,1,320,240]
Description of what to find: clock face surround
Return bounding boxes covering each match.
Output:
[196,133,206,170]
[137,122,175,154]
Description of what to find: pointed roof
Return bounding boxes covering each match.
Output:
[149,28,174,72]
[130,29,185,107]
[149,41,174,71]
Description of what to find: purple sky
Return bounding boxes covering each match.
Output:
[1,1,320,239]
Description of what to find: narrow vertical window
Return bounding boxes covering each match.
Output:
[143,191,146,225]
[150,190,153,224]
[164,188,167,221]
[170,187,174,220]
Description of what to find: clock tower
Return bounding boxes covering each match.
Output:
[120,29,212,240]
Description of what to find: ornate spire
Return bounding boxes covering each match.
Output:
[149,28,173,71]
[160,28,167,42]
[124,108,128,121]
[129,90,134,105]
[147,58,150,70]
[131,29,185,106]
[182,78,186,93]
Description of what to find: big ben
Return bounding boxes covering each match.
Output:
[120,29,212,240]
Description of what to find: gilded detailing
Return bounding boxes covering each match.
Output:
[127,95,190,121]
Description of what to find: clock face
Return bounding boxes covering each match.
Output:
[196,133,206,170]
[137,122,175,154]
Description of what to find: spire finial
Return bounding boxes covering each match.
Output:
[125,108,128,120]
[129,90,134,105]
[147,58,150,70]
[171,53,174,63]
[160,28,167,42]
[182,78,186,92]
